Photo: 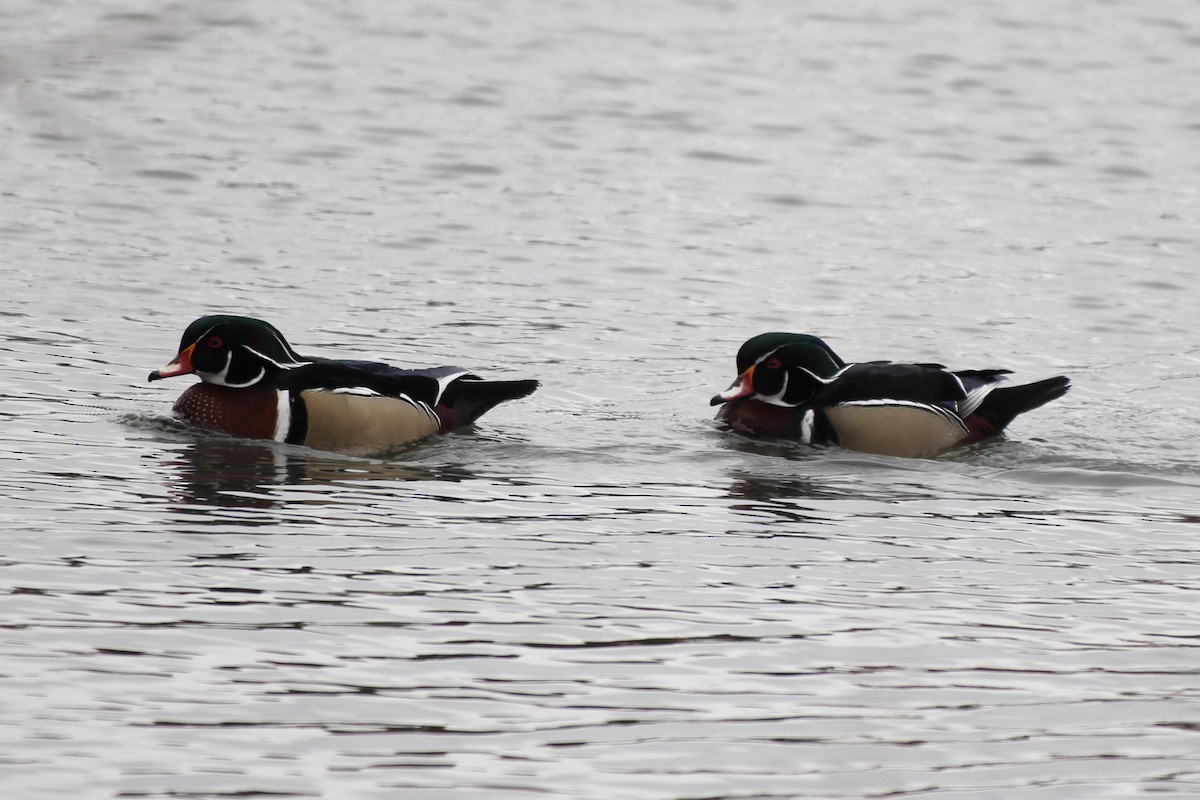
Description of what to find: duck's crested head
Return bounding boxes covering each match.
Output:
[148,315,310,388]
[713,332,840,408]
[734,332,845,377]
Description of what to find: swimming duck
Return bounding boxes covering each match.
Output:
[711,332,1070,457]
[148,315,538,454]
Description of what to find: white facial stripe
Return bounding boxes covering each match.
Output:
[242,344,310,370]
[273,390,291,442]
[752,359,834,407]
[270,329,307,363]
[199,351,265,388]
[197,350,234,384]
[224,366,265,388]
[798,366,826,382]
[758,371,791,406]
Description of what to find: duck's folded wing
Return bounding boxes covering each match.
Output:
[281,360,462,404]
[283,359,537,432]
[820,361,968,407]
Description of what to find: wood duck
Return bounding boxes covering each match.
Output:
[149,315,538,454]
[711,332,1071,457]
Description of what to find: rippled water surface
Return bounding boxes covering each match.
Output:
[3,1,1200,798]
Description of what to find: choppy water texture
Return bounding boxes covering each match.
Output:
[3,1,1200,798]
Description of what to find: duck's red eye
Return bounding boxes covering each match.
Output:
[207,336,224,349]
[764,357,782,370]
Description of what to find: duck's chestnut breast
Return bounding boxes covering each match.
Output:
[172,383,280,440]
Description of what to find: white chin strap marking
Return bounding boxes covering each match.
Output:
[758,372,791,407]
[199,350,266,388]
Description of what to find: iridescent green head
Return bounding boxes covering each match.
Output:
[712,332,848,408]
[733,332,846,377]
[148,315,311,388]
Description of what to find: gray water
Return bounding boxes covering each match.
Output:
[2,1,1200,798]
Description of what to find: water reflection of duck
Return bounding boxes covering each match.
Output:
[712,333,1070,458]
[164,435,469,511]
[148,315,538,455]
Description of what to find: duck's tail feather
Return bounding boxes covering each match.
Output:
[436,377,539,432]
[972,375,1071,434]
